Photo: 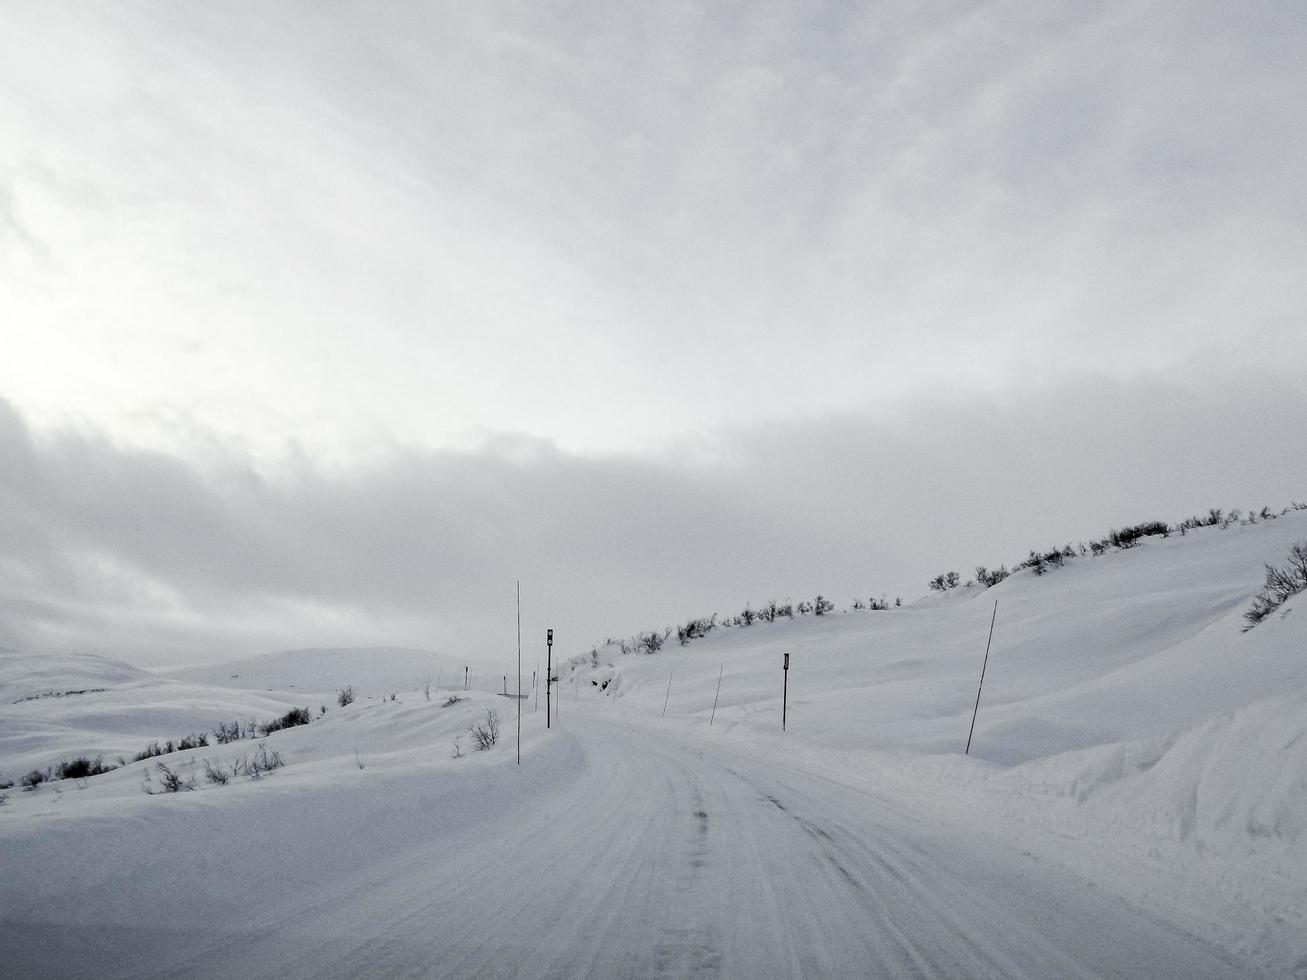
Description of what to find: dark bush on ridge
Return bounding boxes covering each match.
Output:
[56,756,115,780]
[975,566,1010,588]
[677,614,717,645]
[133,741,173,763]
[928,572,961,592]
[261,707,312,735]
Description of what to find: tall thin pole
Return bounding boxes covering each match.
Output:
[966,600,999,755]
[782,653,789,732]
[546,630,553,729]
[709,666,723,726]
[662,669,673,717]
[516,581,521,766]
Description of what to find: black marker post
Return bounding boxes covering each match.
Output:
[782,653,790,732]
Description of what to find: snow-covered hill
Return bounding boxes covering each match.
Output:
[1,511,1304,977]
[167,645,473,700]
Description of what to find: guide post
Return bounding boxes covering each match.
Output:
[782,653,790,732]
[546,628,553,729]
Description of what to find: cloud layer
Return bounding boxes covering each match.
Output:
[2,1,1305,459]
[4,375,1305,667]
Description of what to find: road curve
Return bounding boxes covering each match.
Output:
[132,713,1245,979]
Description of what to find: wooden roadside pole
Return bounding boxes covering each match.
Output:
[966,600,999,755]
[709,666,723,726]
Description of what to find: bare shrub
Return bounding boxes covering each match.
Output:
[203,759,230,785]
[813,595,834,616]
[21,769,46,791]
[975,566,1010,588]
[231,743,285,779]
[153,762,194,793]
[676,615,716,645]
[252,744,284,773]
[1245,542,1307,630]
[470,709,500,751]
[451,736,463,759]
[638,629,667,654]
[337,686,355,707]
[213,721,242,744]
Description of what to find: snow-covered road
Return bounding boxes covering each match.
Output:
[63,713,1243,980]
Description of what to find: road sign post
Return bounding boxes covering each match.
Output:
[546,628,554,729]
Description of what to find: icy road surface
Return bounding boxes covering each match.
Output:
[20,714,1238,980]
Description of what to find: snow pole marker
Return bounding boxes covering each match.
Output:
[516,580,521,766]
[965,600,999,755]
[663,669,674,717]
[782,653,789,732]
[546,629,553,729]
[709,665,723,726]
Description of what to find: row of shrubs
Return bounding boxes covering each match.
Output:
[928,503,1307,592]
[11,706,319,792]
[584,590,908,667]
[145,744,287,794]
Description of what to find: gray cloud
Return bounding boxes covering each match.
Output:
[3,370,1305,667]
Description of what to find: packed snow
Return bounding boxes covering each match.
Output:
[1,513,1304,977]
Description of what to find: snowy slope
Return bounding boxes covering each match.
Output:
[1,511,1304,977]
[568,513,1307,763]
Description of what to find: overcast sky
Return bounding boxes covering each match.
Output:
[2,1,1306,668]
